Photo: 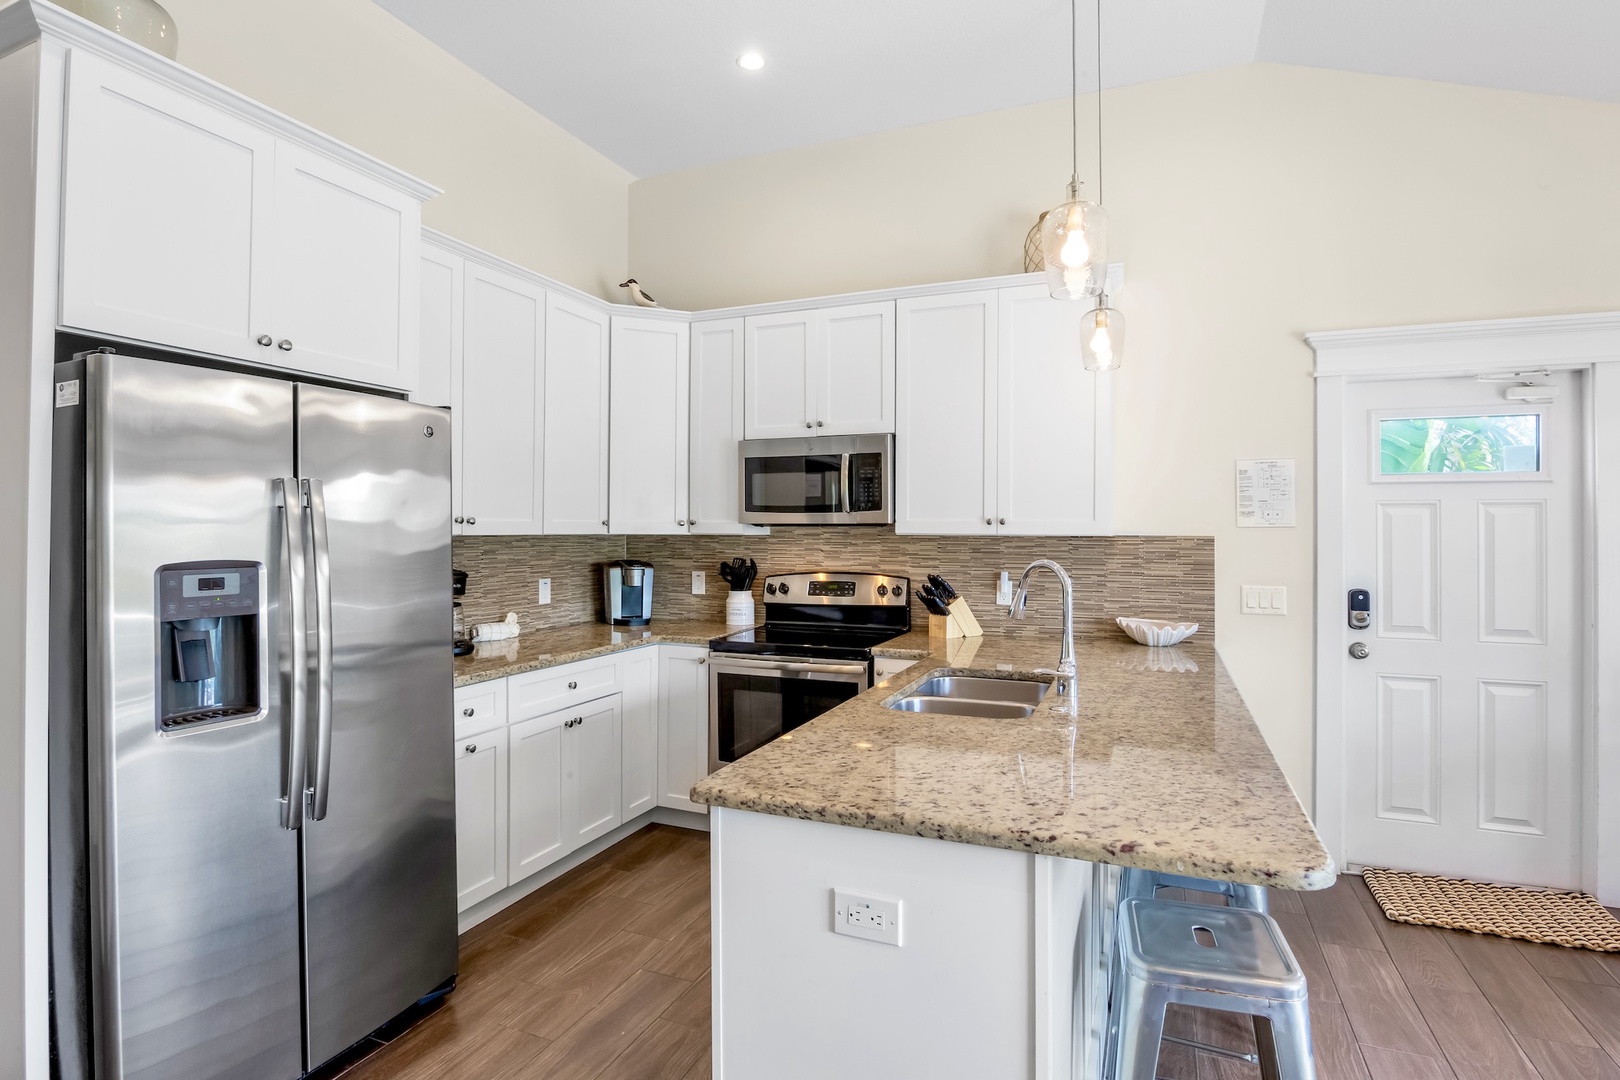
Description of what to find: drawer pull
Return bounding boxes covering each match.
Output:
[567,680,578,690]
[464,743,476,754]
[462,707,474,717]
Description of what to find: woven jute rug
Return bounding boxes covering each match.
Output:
[1362,867,1620,952]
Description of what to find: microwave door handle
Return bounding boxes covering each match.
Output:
[304,478,334,821]
[275,478,308,831]
[839,453,851,515]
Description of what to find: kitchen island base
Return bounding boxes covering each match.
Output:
[710,807,1120,1080]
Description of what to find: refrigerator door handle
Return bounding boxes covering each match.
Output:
[275,477,309,830]
[305,478,335,821]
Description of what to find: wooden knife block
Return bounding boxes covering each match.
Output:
[928,599,983,640]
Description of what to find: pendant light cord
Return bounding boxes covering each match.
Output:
[1095,0,1104,206]
[1070,0,1078,191]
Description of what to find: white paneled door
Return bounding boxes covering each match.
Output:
[1342,373,1582,888]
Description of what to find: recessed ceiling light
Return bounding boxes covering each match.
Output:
[737,51,765,72]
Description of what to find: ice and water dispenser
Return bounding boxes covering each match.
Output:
[156,562,264,732]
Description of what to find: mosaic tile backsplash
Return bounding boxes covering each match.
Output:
[454,529,1213,640]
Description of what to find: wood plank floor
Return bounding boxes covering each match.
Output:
[327,826,1620,1080]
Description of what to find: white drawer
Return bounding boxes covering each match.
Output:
[454,679,507,740]
[508,656,620,722]
[874,657,920,681]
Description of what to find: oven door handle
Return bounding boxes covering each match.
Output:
[709,655,870,678]
[839,453,851,516]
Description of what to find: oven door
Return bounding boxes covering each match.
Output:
[708,655,870,773]
[737,434,894,525]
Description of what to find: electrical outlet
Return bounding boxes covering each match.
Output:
[537,578,551,605]
[691,570,706,595]
[1241,585,1286,615]
[832,889,901,946]
[996,571,1013,606]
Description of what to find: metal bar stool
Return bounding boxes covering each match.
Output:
[1121,866,1270,913]
[1109,897,1314,1080]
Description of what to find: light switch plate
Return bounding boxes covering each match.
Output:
[1242,585,1286,615]
[537,578,551,605]
[832,889,901,946]
[692,570,706,595]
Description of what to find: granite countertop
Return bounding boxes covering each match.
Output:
[691,632,1336,891]
[453,618,736,686]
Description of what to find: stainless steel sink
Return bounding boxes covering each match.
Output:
[887,675,1051,718]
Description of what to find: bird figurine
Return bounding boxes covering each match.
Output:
[619,279,661,308]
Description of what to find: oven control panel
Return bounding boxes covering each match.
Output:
[763,572,908,606]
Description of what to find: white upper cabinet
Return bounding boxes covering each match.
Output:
[896,286,1113,536]
[817,302,896,435]
[997,285,1112,534]
[267,142,419,390]
[415,244,460,411]
[60,50,273,364]
[460,264,545,534]
[689,319,768,535]
[744,302,896,438]
[609,316,691,535]
[543,294,610,534]
[59,51,425,392]
[895,291,999,535]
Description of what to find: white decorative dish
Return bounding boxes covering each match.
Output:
[1116,617,1200,647]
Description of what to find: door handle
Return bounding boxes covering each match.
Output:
[1349,642,1370,660]
[275,478,308,831]
[839,453,851,515]
[305,478,335,821]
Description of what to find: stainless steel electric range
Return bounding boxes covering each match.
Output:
[707,571,910,773]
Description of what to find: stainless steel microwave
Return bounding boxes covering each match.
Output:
[737,434,894,525]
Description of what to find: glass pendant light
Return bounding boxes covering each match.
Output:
[1080,296,1124,371]
[1040,0,1107,300]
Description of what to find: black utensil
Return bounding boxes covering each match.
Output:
[918,585,951,617]
[927,574,959,605]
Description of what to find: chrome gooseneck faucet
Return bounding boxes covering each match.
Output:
[1008,559,1077,697]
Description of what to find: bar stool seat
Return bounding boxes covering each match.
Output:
[1121,866,1269,912]
[1109,897,1314,1080]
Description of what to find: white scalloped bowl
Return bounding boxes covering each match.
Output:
[1116,617,1200,647]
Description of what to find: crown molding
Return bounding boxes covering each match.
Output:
[1307,311,1620,378]
[1,0,439,201]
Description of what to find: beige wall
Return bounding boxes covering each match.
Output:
[629,63,1620,801]
[161,0,631,298]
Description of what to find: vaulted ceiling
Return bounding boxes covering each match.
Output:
[373,0,1620,177]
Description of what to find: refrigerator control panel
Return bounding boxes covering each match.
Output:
[159,565,260,620]
[155,561,265,734]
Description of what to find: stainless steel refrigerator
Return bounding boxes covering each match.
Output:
[48,350,457,1080]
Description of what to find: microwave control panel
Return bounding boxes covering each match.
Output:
[849,453,885,512]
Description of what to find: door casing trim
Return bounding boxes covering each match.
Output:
[1310,311,1620,903]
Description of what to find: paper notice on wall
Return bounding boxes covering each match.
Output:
[1236,459,1295,527]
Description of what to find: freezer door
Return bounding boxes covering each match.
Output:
[84,354,303,1080]
[295,385,456,1066]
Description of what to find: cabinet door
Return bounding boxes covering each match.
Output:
[744,312,813,438]
[619,648,659,820]
[895,291,999,535]
[609,317,690,534]
[816,301,896,435]
[997,286,1113,535]
[689,320,769,535]
[460,264,545,534]
[454,728,507,912]
[60,50,273,362]
[658,646,711,814]
[565,696,623,848]
[268,141,420,390]
[543,294,611,533]
[415,243,461,410]
[508,712,566,886]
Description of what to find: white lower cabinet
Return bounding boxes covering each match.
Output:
[456,647,715,917]
[454,726,507,911]
[506,711,566,887]
[659,646,711,815]
[874,657,920,682]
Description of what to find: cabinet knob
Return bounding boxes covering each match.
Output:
[805,422,813,429]
[698,657,707,665]
[464,743,476,754]
[466,516,477,525]
[602,520,608,527]
[985,518,992,526]
[999,517,1006,525]
[567,680,578,690]
[454,516,464,524]
[462,707,474,717]
[256,334,273,347]
[816,420,824,427]
[276,339,293,351]
[677,519,686,527]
